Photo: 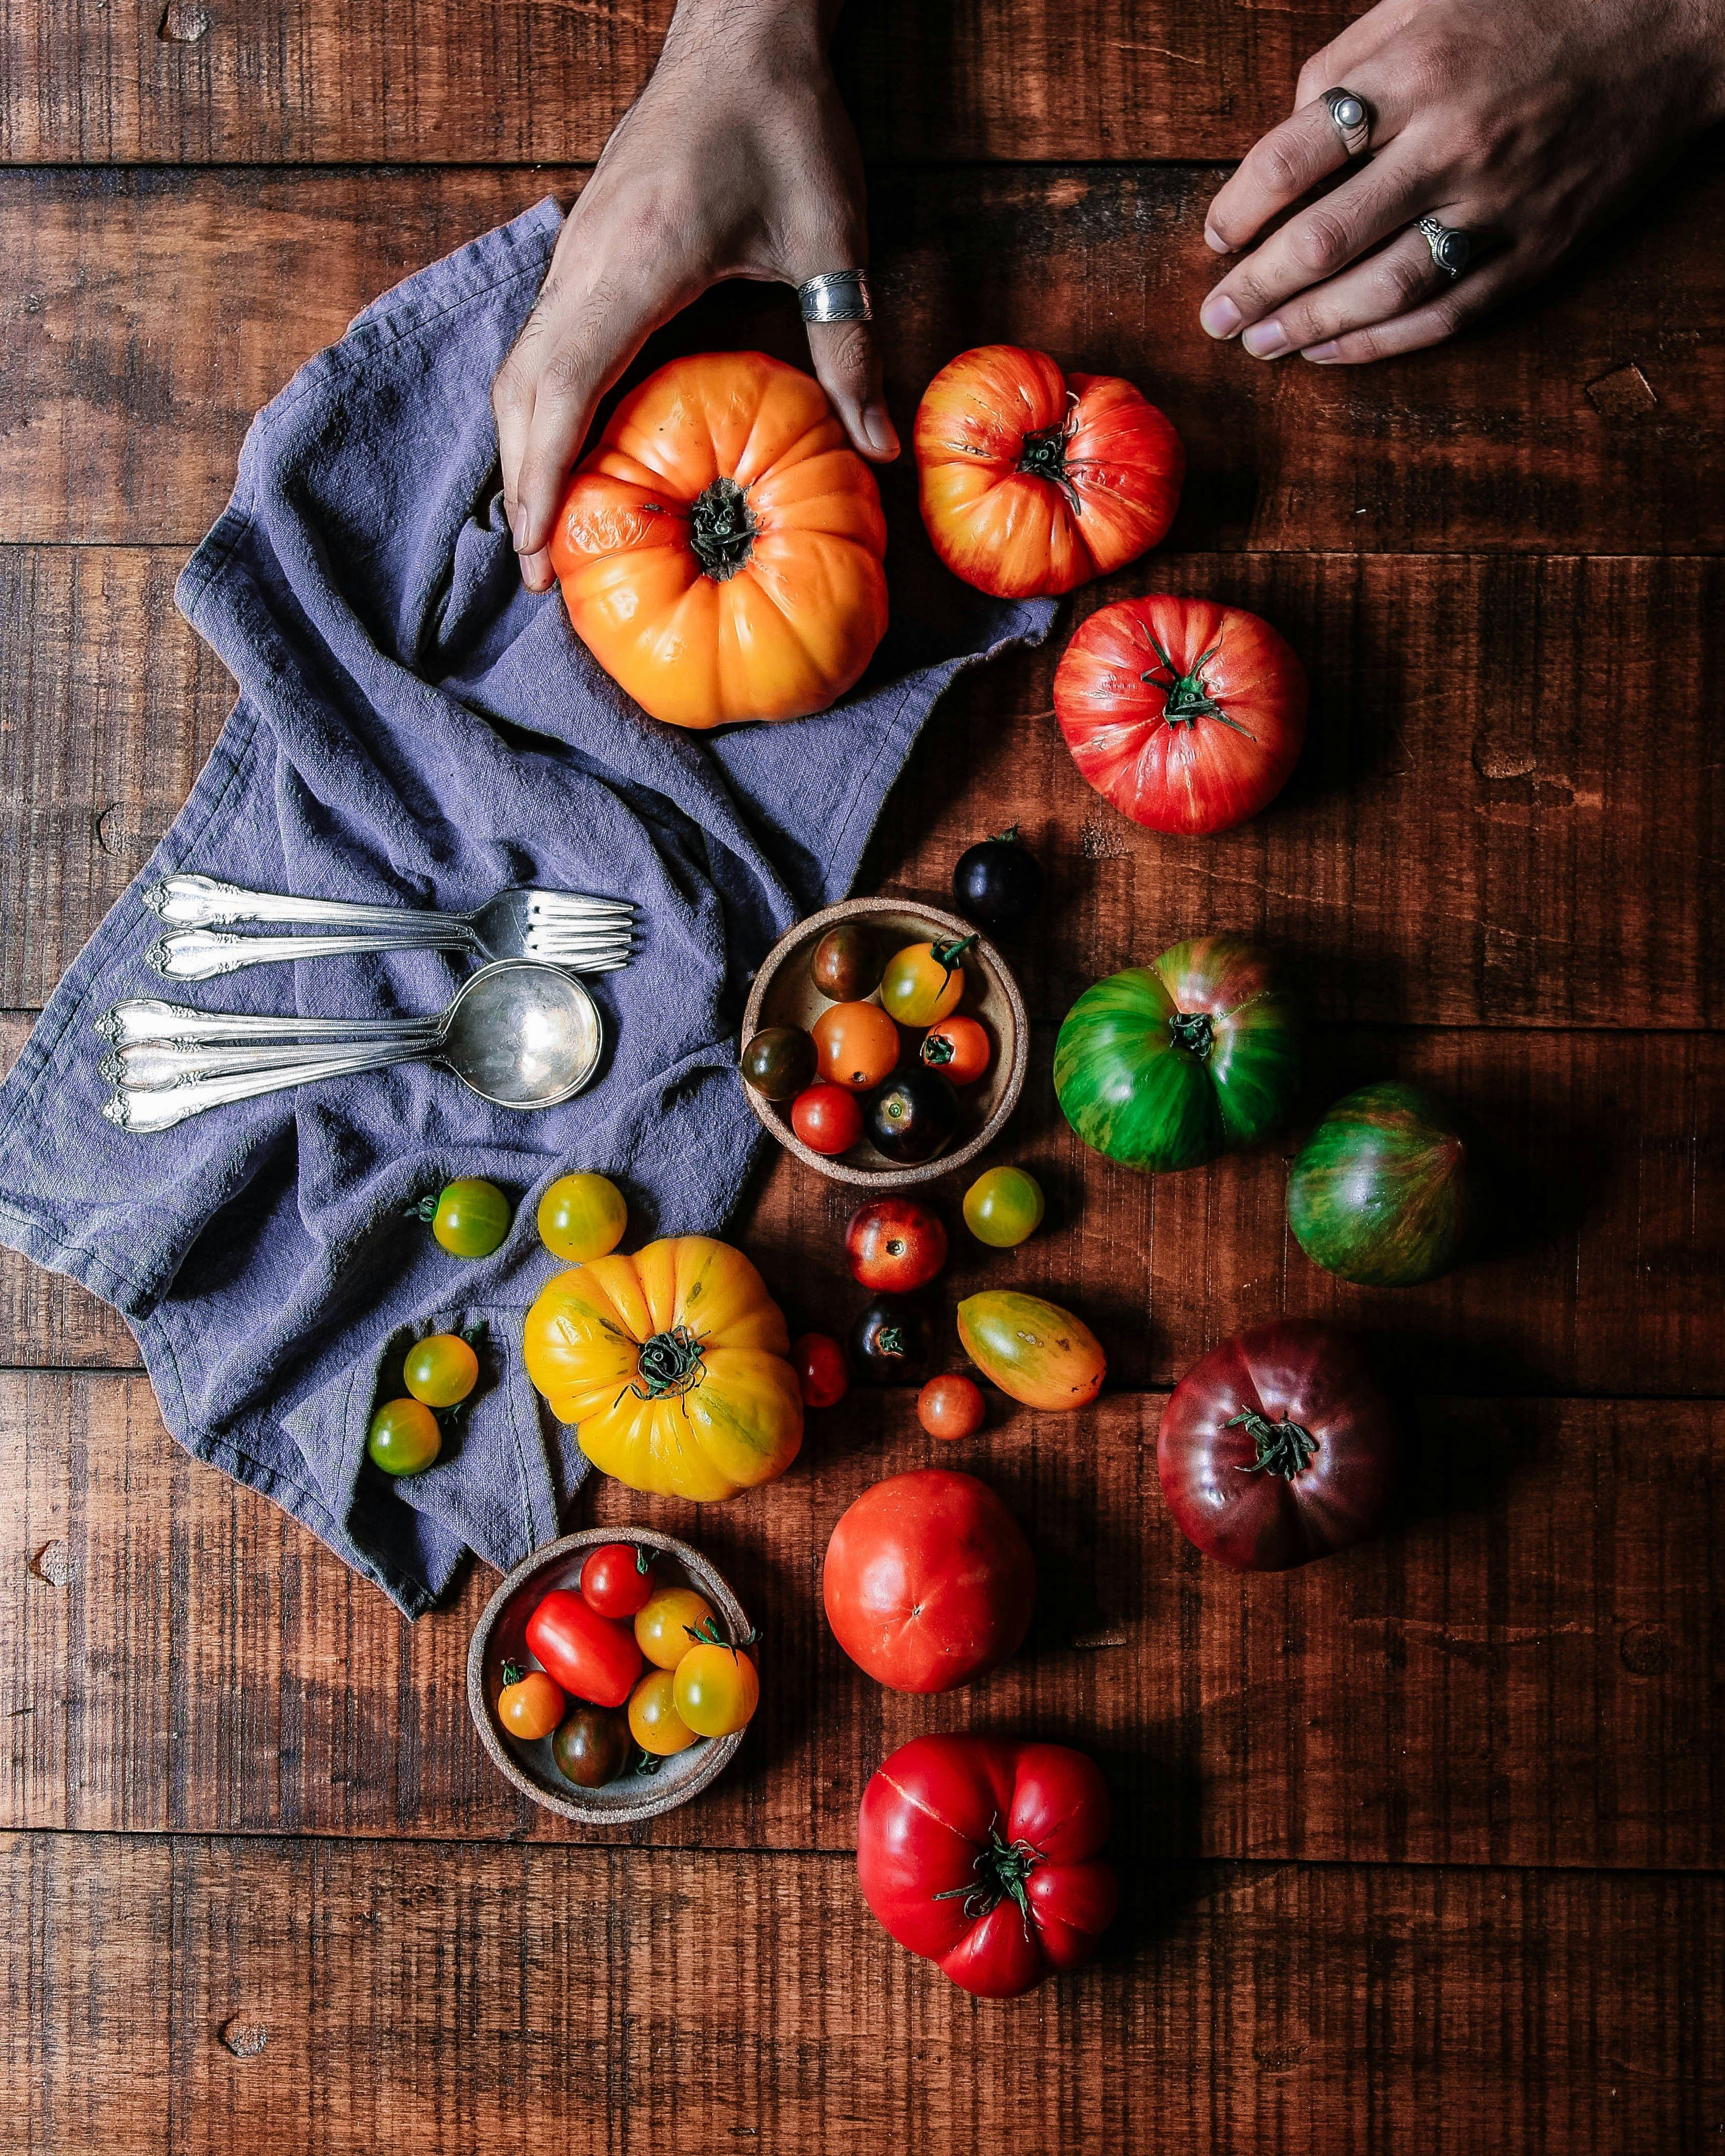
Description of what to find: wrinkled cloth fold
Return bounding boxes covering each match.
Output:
[0,197,1054,1614]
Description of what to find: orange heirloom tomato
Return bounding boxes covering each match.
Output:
[914,345,1183,599]
[523,1236,803,1501]
[549,352,889,729]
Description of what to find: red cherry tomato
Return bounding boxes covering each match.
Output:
[919,1015,991,1085]
[792,1332,849,1409]
[524,1587,643,1708]
[579,1541,659,1619]
[845,1197,948,1293]
[791,1082,864,1156]
[917,1373,985,1441]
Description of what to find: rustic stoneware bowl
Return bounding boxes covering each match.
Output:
[738,896,1029,1189]
[467,1525,749,1826]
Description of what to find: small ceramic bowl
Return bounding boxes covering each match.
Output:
[466,1526,750,1826]
[738,896,1029,1189]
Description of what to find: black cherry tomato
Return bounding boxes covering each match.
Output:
[865,1068,958,1164]
[952,826,1042,932]
[552,1705,631,1788]
[852,1297,933,1385]
[810,921,884,1001]
[742,1025,817,1102]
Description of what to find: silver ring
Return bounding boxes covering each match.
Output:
[1321,87,1372,158]
[798,270,873,325]
[1418,215,1472,277]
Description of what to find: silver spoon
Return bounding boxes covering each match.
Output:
[102,960,603,1134]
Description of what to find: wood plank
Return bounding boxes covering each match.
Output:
[7,1372,1722,1867]
[7,163,1724,551]
[2,1830,1718,2155]
[0,0,1366,168]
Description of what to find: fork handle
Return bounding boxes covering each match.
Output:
[148,926,477,980]
[104,1041,434,1133]
[145,874,460,934]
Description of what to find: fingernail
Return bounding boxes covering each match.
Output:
[1303,341,1341,363]
[1204,225,1230,254]
[864,405,899,458]
[1200,294,1242,339]
[1241,319,1291,360]
[510,507,527,550]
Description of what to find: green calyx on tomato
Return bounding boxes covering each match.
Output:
[632,1324,705,1400]
[688,476,757,582]
[684,1615,761,1656]
[933,1817,1043,1925]
[1140,638,1256,738]
[931,933,977,979]
[1015,417,1080,512]
[1226,1406,1318,1480]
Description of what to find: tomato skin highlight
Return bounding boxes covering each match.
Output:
[823,1467,1034,1693]
[497,1665,565,1741]
[845,1198,948,1293]
[919,1015,991,1085]
[403,1332,479,1407]
[917,1374,986,1442]
[790,1082,864,1156]
[367,1397,441,1476]
[525,1588,643,1709]
[915,345,1183,599]
[1158,1321,1399,1570]
[957,1290,1105,1410]
[537,1172,628,1261]
[792,1332,849,1409]
[579,1542,658,1619]
[1055,596,1307,837]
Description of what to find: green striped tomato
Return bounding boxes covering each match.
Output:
[1053,938,1299,1174]
[1286,1081,1475,1287]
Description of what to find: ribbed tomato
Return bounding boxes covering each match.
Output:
[549,352,888,729]
[914,345,1183,599]
[1055,596,1307,835]
[857,1735,1117,1998]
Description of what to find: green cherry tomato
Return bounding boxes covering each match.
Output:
[962,1166,1046,1248]
[430,1178,512,1259]
[403,1332,479,1407]
[367,1397,442,1476]
[537,1172,628,1263]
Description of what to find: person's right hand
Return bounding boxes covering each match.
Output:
[492,0,895,595]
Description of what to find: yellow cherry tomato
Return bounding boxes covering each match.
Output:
[634,1586,715,1669]
[537,1173,628,1263]
[628,1668,698,1756]
[496,1661,564,1741]
[879,937,976,1028]
[403,1331,479,1407]
[962,1165,1046,1249]
[673,1642,760,1738]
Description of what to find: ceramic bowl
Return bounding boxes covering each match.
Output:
[466,1526,749,1825]
[737,896,1028,1188]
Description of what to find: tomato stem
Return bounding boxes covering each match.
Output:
[500,1660,525,1689]
[685,1616,762,1660]
[932,1814,1042,1934]
[632,1324,706,1400]
[931,933,978,979]
[688,476,757,581]
[1015,419,1083,516]
[1227,1406,1319,1479]
[1140,637,1256,738]
[1168,1010,1215,1060]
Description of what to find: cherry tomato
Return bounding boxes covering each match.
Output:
[919,1015,991,1085]
[952,827,1042,932]
[879,937,975,1028]
[634,1586,715,1669]
[403,1331,479,1408]
[852,1297,932,1384]
[673,1641,760,1737]
[792,1332,849,1409]
[812,1001,901,1091]
[918,1373,987,1441]
[741,1026,817,1103]
[537,1172,627,1262]
[552,1705,630,1788]
[810,922,884,1001]
[525,1588,643,1708]
[846,1197,948,1293]
[426,1177,511,1258]
[580,1541,659,1619]
[790,1082,864,1156]
[496,1660,565,1740]
[366,1397,441,1476]
[865,1067,958,1164]
[962,1165,1046,1248]
[628,1668,699,1756]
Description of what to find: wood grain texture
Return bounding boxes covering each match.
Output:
[7,1372,1721,1867]
[0,0,1364,167]
[3,1830,1720,2155]
[6,162,1723,551]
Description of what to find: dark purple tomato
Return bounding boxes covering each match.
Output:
[742,1025,817,1102]
[865,1067,959,1165]
[551,1705,632,1788]
[810,921,885,1001]
[952,826,1042,932]
[852,1298,933,1385]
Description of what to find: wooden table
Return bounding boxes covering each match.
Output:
[4,4,1723,2148]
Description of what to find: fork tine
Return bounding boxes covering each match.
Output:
[523,932,636,956]
[525,894,635,918]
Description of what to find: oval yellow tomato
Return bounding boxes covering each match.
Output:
[549,352,889,730]
[628,1669,698,1757]
[523,1236,803,1501]
[956,1290,1106,1411]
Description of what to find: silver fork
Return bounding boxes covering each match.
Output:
[142,875,636,982]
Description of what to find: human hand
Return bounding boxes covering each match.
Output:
[494,0,894,593]
[1200,0,1725,365]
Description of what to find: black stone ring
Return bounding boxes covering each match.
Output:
[1321,87,1373,158]
[1418,216,1473,278]
[798,271,873,325]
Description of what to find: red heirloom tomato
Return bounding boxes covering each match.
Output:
[857,1734,1118,1998]
[792,1331,849,1409]
[524,1588,644,1708]
[845,1198,948,1293]
[1157,1320,1399,1571]
[914,345,1184,599]
[823,1468,1034,1693]
[579,1542,658,1620]
[790,1082,864,1157]
[1054,595,1308,837]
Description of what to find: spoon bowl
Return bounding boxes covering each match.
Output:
[439,959,603,1107]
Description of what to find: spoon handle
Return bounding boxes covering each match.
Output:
[103,1041,434,1133]
[148,926,477,980]
[145,875,451,935]
[97,997,445,1048]
[101,1036,441,1090]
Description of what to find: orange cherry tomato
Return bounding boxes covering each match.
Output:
[497,1661,565,1741]
[918,1374,987,1442]
[915,345,1183,599]
[812,1001,901,1091]
[549,353,889,729]
[919,1015,991,1086]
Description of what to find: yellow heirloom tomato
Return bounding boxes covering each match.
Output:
[523,1236,803,1502]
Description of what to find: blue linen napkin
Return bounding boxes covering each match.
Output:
[0,198,1053,1615]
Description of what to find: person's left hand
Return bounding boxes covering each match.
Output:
[1199,0,1725,365]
